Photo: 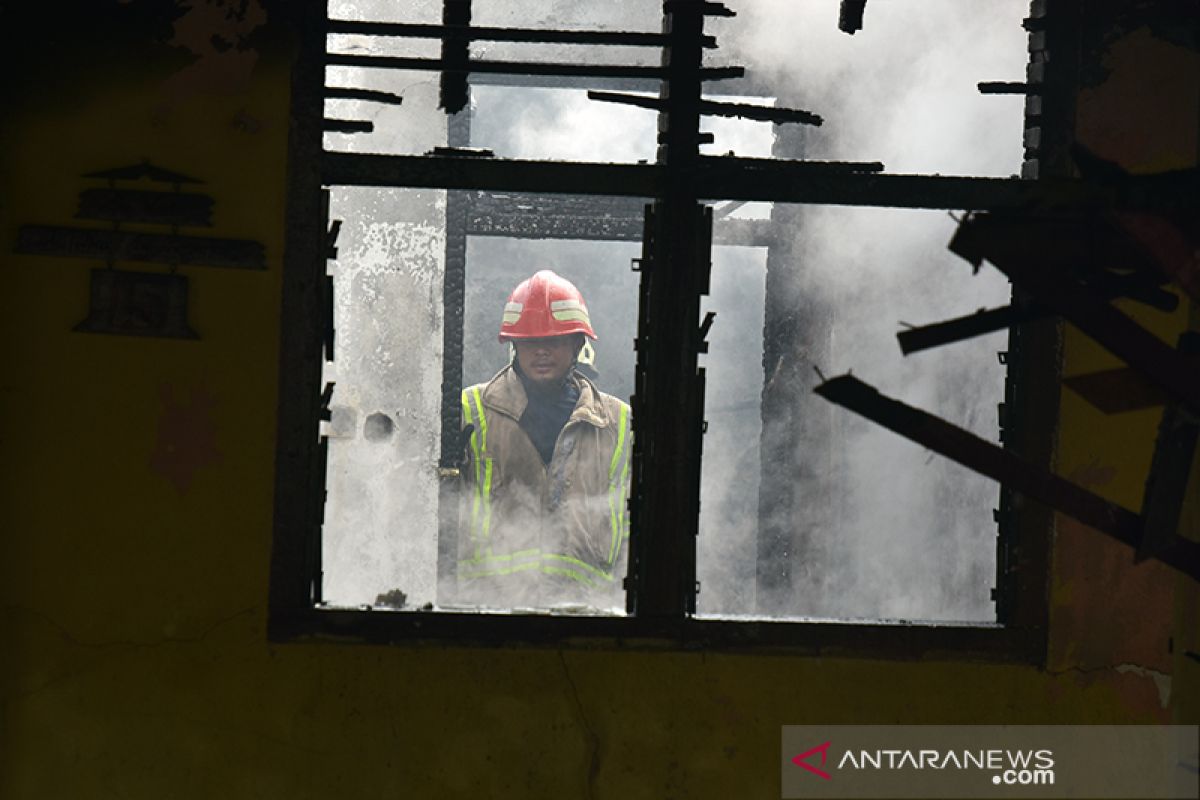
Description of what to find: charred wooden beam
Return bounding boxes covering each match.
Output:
[321,153,1007,205]
[16,225,266,270]
[75,188,213,227]
[324,87,405,105]
[703,155,886,174]
[695,160,1149,208]
[324,52,744,82]
[813,374,1200,582]
[951,213,1200,416]
[629,0,710,618]
[838,0,867,34]
[698,99,822,126]
[898,276,1176,355]
[466,71,778,94]
[468,205,643,241]
[589,91,823,126]
[325,218,342,260]
[323,153,661,195]
[321,152,1190,211]
[427,146,495,158]
[467,191,643,240]
[323,118,374,133]
[898,304,1038,355]
[269,0,327,634]
[945,210,1162,274]
[439,0,471,113]
[663,1,736,17]
[463,191,771,244]
[326,19,716,48]
[978,82,1040,95]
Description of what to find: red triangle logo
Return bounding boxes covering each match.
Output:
[792,741,832,780]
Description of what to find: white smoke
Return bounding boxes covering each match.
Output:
[695,0,1028,621]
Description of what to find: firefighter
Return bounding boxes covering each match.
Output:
[458,270,632,610]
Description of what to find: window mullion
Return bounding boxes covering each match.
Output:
[628,4,710,620]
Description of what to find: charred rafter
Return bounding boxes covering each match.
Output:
[838,0,867,34]
[324,53,744,82]
[628,0,715,619]
[588,90,825,126]
[813,375,1200,582]
[950,212,1200,416]
[324,87,405,106]
[323,118,374,133]
[439,0,471,113]
[978,82,1040,95]
[897,272,1177,355]
[327,18,717,48]
[898,305,1040,355]
[321,152,1189,213]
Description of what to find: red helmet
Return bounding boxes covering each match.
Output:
[498,270,597,342]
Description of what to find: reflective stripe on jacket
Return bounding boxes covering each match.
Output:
[458,365,631,609]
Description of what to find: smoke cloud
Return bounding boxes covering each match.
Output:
[696,0,1027,621]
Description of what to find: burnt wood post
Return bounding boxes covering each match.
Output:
[628,0,713,617]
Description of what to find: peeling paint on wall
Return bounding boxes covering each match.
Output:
[1076,27,1200,173]
[1115,663,1172,708]
[164,0,268,98]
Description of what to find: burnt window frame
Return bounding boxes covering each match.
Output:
[267,2,1061,662]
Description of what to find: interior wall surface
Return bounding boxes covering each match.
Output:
[0,3,1194,797]
[1054,0,1200,725]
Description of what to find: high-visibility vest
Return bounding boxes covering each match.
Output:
[459,385,631,590]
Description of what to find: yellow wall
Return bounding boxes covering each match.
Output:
[1,5,1194,797]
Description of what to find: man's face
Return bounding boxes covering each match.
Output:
[514,335,580,390]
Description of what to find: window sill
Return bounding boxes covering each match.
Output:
[268,606,1046,663]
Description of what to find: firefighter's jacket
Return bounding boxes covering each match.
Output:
[458,365,632,610]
